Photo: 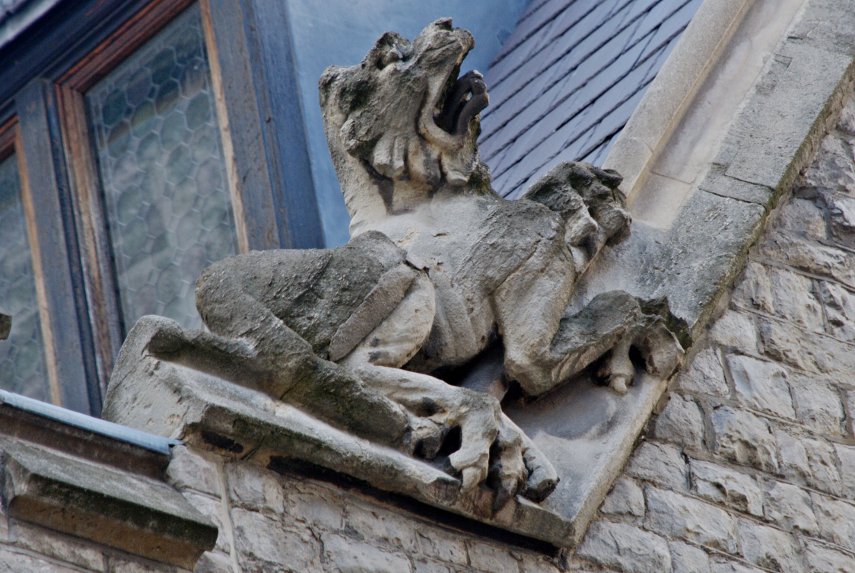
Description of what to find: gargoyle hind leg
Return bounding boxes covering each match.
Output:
[495,244,682,397]
[338,272,535,505]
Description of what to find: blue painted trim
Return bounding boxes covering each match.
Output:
[0,388,179,454]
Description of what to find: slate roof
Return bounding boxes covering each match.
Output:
[480,0,703,198]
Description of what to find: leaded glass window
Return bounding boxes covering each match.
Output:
[85,4,236,332]
[0,154,49,400]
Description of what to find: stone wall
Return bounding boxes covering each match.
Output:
[572,91,855,572]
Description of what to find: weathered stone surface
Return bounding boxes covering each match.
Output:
[654,393,705,450]
[757,231,855,290]
[576,521,671,573]
[675,348,730,397]
[9,522,106,571]
[775,198,829,241]
[166,446,220,497]
[225,462,285,512]
[803,436,843,495]
[725,354,795,419]
[758,317,855,377]
[669,540,711,573]
[834,443,855,497]
[804,539,855,573]
[322,533,412,573]
[818,281,855,341]
[711,407,778,472]
[466,541,523,571]
[231,508,321,571]
[789,377,845,435]
[689,460,763,517]
[811,494,855,553]
[645,487,738,552]
[708,560,766,573]
[763,481,818,535]
[626,441,688,490]
[732,263,823,333]
[601,477,645,517]
[799,135,855,193]
[707,311,757,354]
[774,428,811,483]
[737,519,801,573]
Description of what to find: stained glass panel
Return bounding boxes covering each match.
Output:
[0,154,50,400]
[85,4,236,331]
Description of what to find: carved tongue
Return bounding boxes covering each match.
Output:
[436,71,489,135]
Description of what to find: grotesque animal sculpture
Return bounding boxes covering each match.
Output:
[150,19,682,510]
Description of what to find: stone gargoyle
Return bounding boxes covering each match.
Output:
[112,19,683,512]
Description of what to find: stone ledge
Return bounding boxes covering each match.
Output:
[0,393,217,569]
[103,318,681,549]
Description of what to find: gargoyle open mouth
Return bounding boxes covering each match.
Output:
[434,69,489,136]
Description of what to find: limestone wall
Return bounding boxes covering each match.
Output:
[572,91,855,572]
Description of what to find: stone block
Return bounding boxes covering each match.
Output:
[725,40,853,191]
[711,406,778,472]
[322,533,413,573]
[698,168,772,205]
[466,541,522,571]
[800,135,855,194]
[669,540,711,573]
[10,521,106,571]
[645,487,738,553]
[819,281,855,341]
[789,376,845,435]
[166,446,220,497]
[709,561,768,573]
[576,521,671,573]
[626,441,689,490]
[788,0,855,55]
[107,556,183,572]
[708,311,758,354]
[834,443,855,497]
[774,429,811,483]
[804,539,855,573]
[415,528,468,564]
[179,491,230,554]
[763,480,818,535]
[654,393,706,450]
[520,556,564,573]
[804,436,843,495]
[758,317,855,378]
[676,348,730,397]
[737,519,801,573]
[774,198,829,241]
[225,461,285,512]
[600,477,645,517]
[231,508,321,571]
[811,494,855,553]
[756,231,855,291]
[689,460,763,517]
[343,499,421,554]
[284,485,346,532]
[847,390,855,437]
[823,192,855,248]
[725,354,795,419]
[194,551,233,573]
[732,263,824,334]
[412,557,453,573]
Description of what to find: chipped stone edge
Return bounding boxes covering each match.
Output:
[603,0,753,195]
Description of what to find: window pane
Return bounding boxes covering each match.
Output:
[0,154,50,400]
[85,4,236,332]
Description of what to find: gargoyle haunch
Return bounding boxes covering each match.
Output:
[133,19,683,509]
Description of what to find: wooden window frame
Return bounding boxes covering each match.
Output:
[0,0,323,413]
[0,116,74,405]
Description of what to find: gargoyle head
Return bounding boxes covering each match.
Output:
[320,18,489,202]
